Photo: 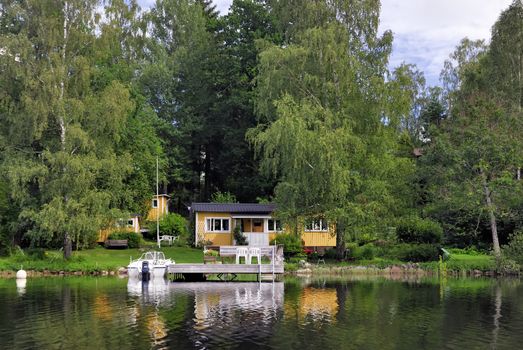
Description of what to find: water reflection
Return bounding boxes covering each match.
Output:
[172,282,284,348]
[491,283,502,350]
[1,277,523,350]
[15,278,26,296]
[127,277,171,305]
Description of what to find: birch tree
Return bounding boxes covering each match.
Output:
[0,0,157,258]
[249,0,413,256]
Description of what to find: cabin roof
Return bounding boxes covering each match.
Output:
[190,202,276,214]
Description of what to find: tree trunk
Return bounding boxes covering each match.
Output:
[203,144,211,200]
[63,231,72,260]
[60,3,70,258]
[481,170,501,258]
[335,219,345,260]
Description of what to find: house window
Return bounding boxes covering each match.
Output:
[305,219,328,232]
[127,219,134,227]
[206,218,231,232]
[268,219,282,232]
[152,199,158,208]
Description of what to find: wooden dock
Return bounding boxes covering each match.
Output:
[167,245,285,282]
[167,263,284,275]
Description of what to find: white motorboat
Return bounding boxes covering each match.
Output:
[127,251,174,279]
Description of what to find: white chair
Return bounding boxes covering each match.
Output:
[159,235,176,246]
[236,247,249,264]
[248,247,261,265]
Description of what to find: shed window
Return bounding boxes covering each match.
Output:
[305,219,328,232]
[152,199,158,208]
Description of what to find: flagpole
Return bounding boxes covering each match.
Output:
[156,157,160,249]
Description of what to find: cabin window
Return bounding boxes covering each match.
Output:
[305,219,328,232]
[205,218,230,232]
[268,219,282,232]
[127,219,134,226]
[152,199,158,208]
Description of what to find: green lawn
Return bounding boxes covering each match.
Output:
[0,245,203,273]
[443,253,495,271]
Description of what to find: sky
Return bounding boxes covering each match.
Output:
[138,0,513,86]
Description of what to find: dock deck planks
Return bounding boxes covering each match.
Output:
[167,263,284,275]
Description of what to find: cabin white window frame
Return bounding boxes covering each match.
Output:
[205,217,231,233]
[267,219,282,232]
[152,199,158,208]
[305,218,328,232]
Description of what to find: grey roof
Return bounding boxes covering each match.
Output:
[191,202,276,214]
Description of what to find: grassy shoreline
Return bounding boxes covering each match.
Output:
[0,246,501,278]
[286,253,498,276]
[0,245,203,275]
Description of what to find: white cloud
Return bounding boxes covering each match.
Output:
[379,0,513,85]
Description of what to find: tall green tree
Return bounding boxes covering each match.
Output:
[425,2,523,257]
[489,0,523,111]
[249,0,413,255]
[0,0,163,257]
[146,0,278,203]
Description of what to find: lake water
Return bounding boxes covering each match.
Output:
[0,275,522,349]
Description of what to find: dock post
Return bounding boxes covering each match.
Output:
[272,246,275,282]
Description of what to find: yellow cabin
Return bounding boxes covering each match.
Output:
[191,203,336,249]
[97,194,170,243]
[146,194,170,221]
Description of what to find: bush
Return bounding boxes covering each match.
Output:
[396,217,443,244]
[346,243,376,260]
[324,248,338,260]
[148,213,189,243]
[26,248,47,260]
[496,256,520,275]
[270,233,302,256]
[389,243,440,262]
[204,249,219,257]
[107,231,142,248]
[503,231,523,266]
[233,226,247,245]
[358,244,376,260]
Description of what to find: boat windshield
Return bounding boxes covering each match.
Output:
[139,251,166,261]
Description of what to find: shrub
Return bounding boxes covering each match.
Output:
[270,233,302,256]
[396,217,443,244]
[233,226,247,245]
[26,248,46,260]
[204,249,219,257]
[196,239,213,248]
[107,231,142,248]
[147,214,189,240]
[503,231,523,266]
[389,243,440,262]
[324,248,338,260]
[358,243,376,260]
[288,253,307,263]
[496,256,520,275]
